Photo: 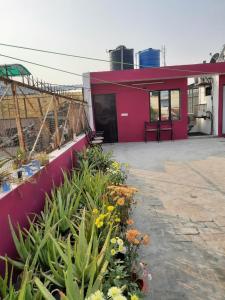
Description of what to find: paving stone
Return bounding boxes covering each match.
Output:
[107,139,225,300]
[190,217,214,223]
[214,216,225,227]
[175,227,199,235]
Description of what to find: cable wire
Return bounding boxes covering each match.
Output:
[0,53,156,93]
[0,42,220,75]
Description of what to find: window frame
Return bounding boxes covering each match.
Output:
[149,89,181,123]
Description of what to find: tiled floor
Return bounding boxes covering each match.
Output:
[104,138,225,300]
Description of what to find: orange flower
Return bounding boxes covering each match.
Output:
[117,197,125,206]
[126,219,134,225]
[133,238,140,245]
[126,229,141,243]
[142,234,150,245]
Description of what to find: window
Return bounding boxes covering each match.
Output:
[160,91,169,120]
[188,88,199,114]
[150,89,180,122]
[171,90,180,120]
[150,91,159,122]
[205,86,212,96]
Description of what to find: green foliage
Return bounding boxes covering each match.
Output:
[0,147,143,299]
[103,258,141,297]
[76,147,113,173]
[0,157,11,185]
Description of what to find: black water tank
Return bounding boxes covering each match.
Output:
[109,45,134,70]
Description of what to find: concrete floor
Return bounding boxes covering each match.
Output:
[104,138,225,300]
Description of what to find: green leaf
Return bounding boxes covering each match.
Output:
[34,277,55,300]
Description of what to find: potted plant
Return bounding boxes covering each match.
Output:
[12,148,28,170]
[33,152,49,167]
[0,157,12,192]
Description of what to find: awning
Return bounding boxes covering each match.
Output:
[0,64,31,77]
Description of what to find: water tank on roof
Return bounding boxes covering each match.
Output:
[139,48,160,68]
[109,45,134,70]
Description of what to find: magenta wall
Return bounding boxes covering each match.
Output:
[219,75,225,136]
[0,136,87,275]
[91,78,188,142]
[91,62,225,84]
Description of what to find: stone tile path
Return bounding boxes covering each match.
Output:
[105,138,225,300]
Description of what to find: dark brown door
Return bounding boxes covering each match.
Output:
[93,94,118,143]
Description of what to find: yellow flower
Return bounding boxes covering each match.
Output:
[111,249,116,256]
[115,217,121,223]
[110,238,117,244]
[131,295,139,300]
[93,208,99,215]
[99,214,106,220]
[95,217,104,228]
[118,245,124,252]
[107,205,115,212]
[107,286,122,297]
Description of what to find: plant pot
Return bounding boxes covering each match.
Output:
[131,272,144,290]
[31,159,41,170]
[22,165,33,177]
[2,181,11,192]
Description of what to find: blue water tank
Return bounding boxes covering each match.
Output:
[139,48,160,68]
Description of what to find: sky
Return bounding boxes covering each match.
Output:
[0,0,225,84]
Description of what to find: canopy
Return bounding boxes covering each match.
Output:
[0,64,31,77]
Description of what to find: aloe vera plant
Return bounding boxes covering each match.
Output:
[0,148,136,299]
[39,212,112,299]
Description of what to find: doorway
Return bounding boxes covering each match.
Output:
[223,86,225,134]
[93,94,118,143]
[187,80,212,137]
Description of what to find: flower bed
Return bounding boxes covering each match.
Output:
[0,146,150,300]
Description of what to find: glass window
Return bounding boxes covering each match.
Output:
[160,91,169,120]
[150,89,180,122]
[150,91,159,122]
[205,86,212,96]
[171,90,180,120]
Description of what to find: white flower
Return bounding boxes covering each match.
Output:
[107,286,122,298]
[86,290,105,300]
[117,238,124,246]
[112,296,127,300]
[148,273,152,281]
[119,246,127,254]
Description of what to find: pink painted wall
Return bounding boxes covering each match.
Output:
[219,75,225,136]
[91,62,225,84]
[0,136,87,275]
[91,78,188,142]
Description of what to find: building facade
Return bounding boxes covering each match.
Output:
[84,62,225,143]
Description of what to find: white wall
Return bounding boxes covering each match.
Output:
[190,77,219,136]
[82,72,94,130]
[196,86,212,134]
[212,75,219,136]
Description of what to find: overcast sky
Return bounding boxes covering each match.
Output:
[0,0,225,84]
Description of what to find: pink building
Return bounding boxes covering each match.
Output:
[84,62,225,143]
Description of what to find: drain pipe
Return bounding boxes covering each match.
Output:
[210,77,214,136]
